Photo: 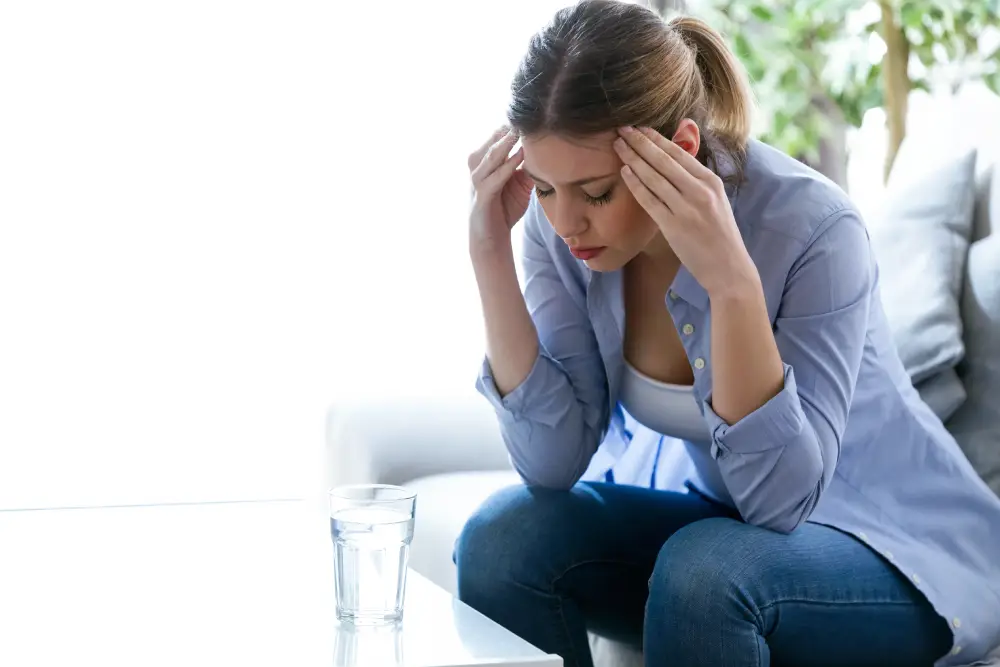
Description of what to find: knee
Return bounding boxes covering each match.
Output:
[648,517,756,620]
[454,484,579,598]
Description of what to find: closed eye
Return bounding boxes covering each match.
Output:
[534,186,615,206]
[586,189,613,206]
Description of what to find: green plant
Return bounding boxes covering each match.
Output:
[687,0,1000,181]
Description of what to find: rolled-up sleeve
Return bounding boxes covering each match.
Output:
[704,209,873,533]
[474,197,608,490]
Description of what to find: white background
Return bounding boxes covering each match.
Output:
[1,0,996,510]
[0,0,577,509]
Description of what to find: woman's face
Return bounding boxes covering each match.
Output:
[520,131,662,271]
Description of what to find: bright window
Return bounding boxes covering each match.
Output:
[0,0,572,509]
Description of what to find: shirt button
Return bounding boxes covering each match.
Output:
[693,358,705,370]
[682,323,694,335]
[858,532,869,542]
[911,573,921,585]
[884,551,894,561]
[952,617,962,629]
[669,290,679,300]
[952,645,963,656]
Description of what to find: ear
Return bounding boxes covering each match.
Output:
[671,119,701,157]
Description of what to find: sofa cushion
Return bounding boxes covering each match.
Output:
[869,146,978,383]
[914,367,968,422]
[402,470,520,595]
[947,232,1000,495]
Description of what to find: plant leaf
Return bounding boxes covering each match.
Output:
[751,5,774,21]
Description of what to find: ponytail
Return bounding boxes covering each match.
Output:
[668,16,754,149]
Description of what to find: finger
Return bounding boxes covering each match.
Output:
[617,126,699,193]
[614,136,682,214]
[468,125,510,171]
[621,164,674,225]
[510,168,534,199]
[637,126,716,182]
[479,146,524,195]
[471,129,520,185]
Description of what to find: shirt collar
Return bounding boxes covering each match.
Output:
[669,265,709,311]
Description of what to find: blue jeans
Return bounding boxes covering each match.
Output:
[454,482,952,667]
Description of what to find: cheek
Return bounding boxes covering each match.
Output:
[594,195,656,247]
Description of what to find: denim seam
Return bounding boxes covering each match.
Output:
[555,594,583,667]
[503,577,584,667]
[550,557,652,667]
[753,623,763,667]
[506,559,642,667]
[757,596,918,612]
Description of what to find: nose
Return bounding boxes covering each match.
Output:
[548,197,588,242]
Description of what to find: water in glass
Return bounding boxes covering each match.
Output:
[329,485,416,624]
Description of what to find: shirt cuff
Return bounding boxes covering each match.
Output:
[476,352,546,416]
[704,363,805,458]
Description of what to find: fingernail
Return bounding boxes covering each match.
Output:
[620,126,635,134]
[613,137,626,150]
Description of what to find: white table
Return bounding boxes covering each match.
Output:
[0,499,561,667]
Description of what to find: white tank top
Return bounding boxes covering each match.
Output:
[619,360,733,506]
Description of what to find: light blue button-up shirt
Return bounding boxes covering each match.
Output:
[476,139,1000,665]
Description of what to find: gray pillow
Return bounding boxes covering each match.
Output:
[869,147,978,382]
[915,367,967,422]
[947,232,1000,495]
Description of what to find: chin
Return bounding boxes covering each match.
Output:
[583,251,626,272]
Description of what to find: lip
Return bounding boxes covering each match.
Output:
[569,246,606,261]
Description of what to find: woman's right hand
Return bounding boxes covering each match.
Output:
[468,126,533,253]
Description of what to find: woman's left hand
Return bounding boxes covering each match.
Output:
[614,125,757,297]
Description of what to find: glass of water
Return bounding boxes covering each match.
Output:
[329,484,416,624]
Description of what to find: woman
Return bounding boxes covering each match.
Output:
[456,1,1000,666]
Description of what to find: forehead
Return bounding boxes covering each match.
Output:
[521,132,618,184]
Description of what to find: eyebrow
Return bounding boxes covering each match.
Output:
[522,169,618,187]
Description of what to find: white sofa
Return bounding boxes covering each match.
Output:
[321,392,639,661]
[324,138,1000,667]
[322,392,524,590]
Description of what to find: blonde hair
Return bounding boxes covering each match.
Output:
[668,16,753,154]
[508,0,755,181]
